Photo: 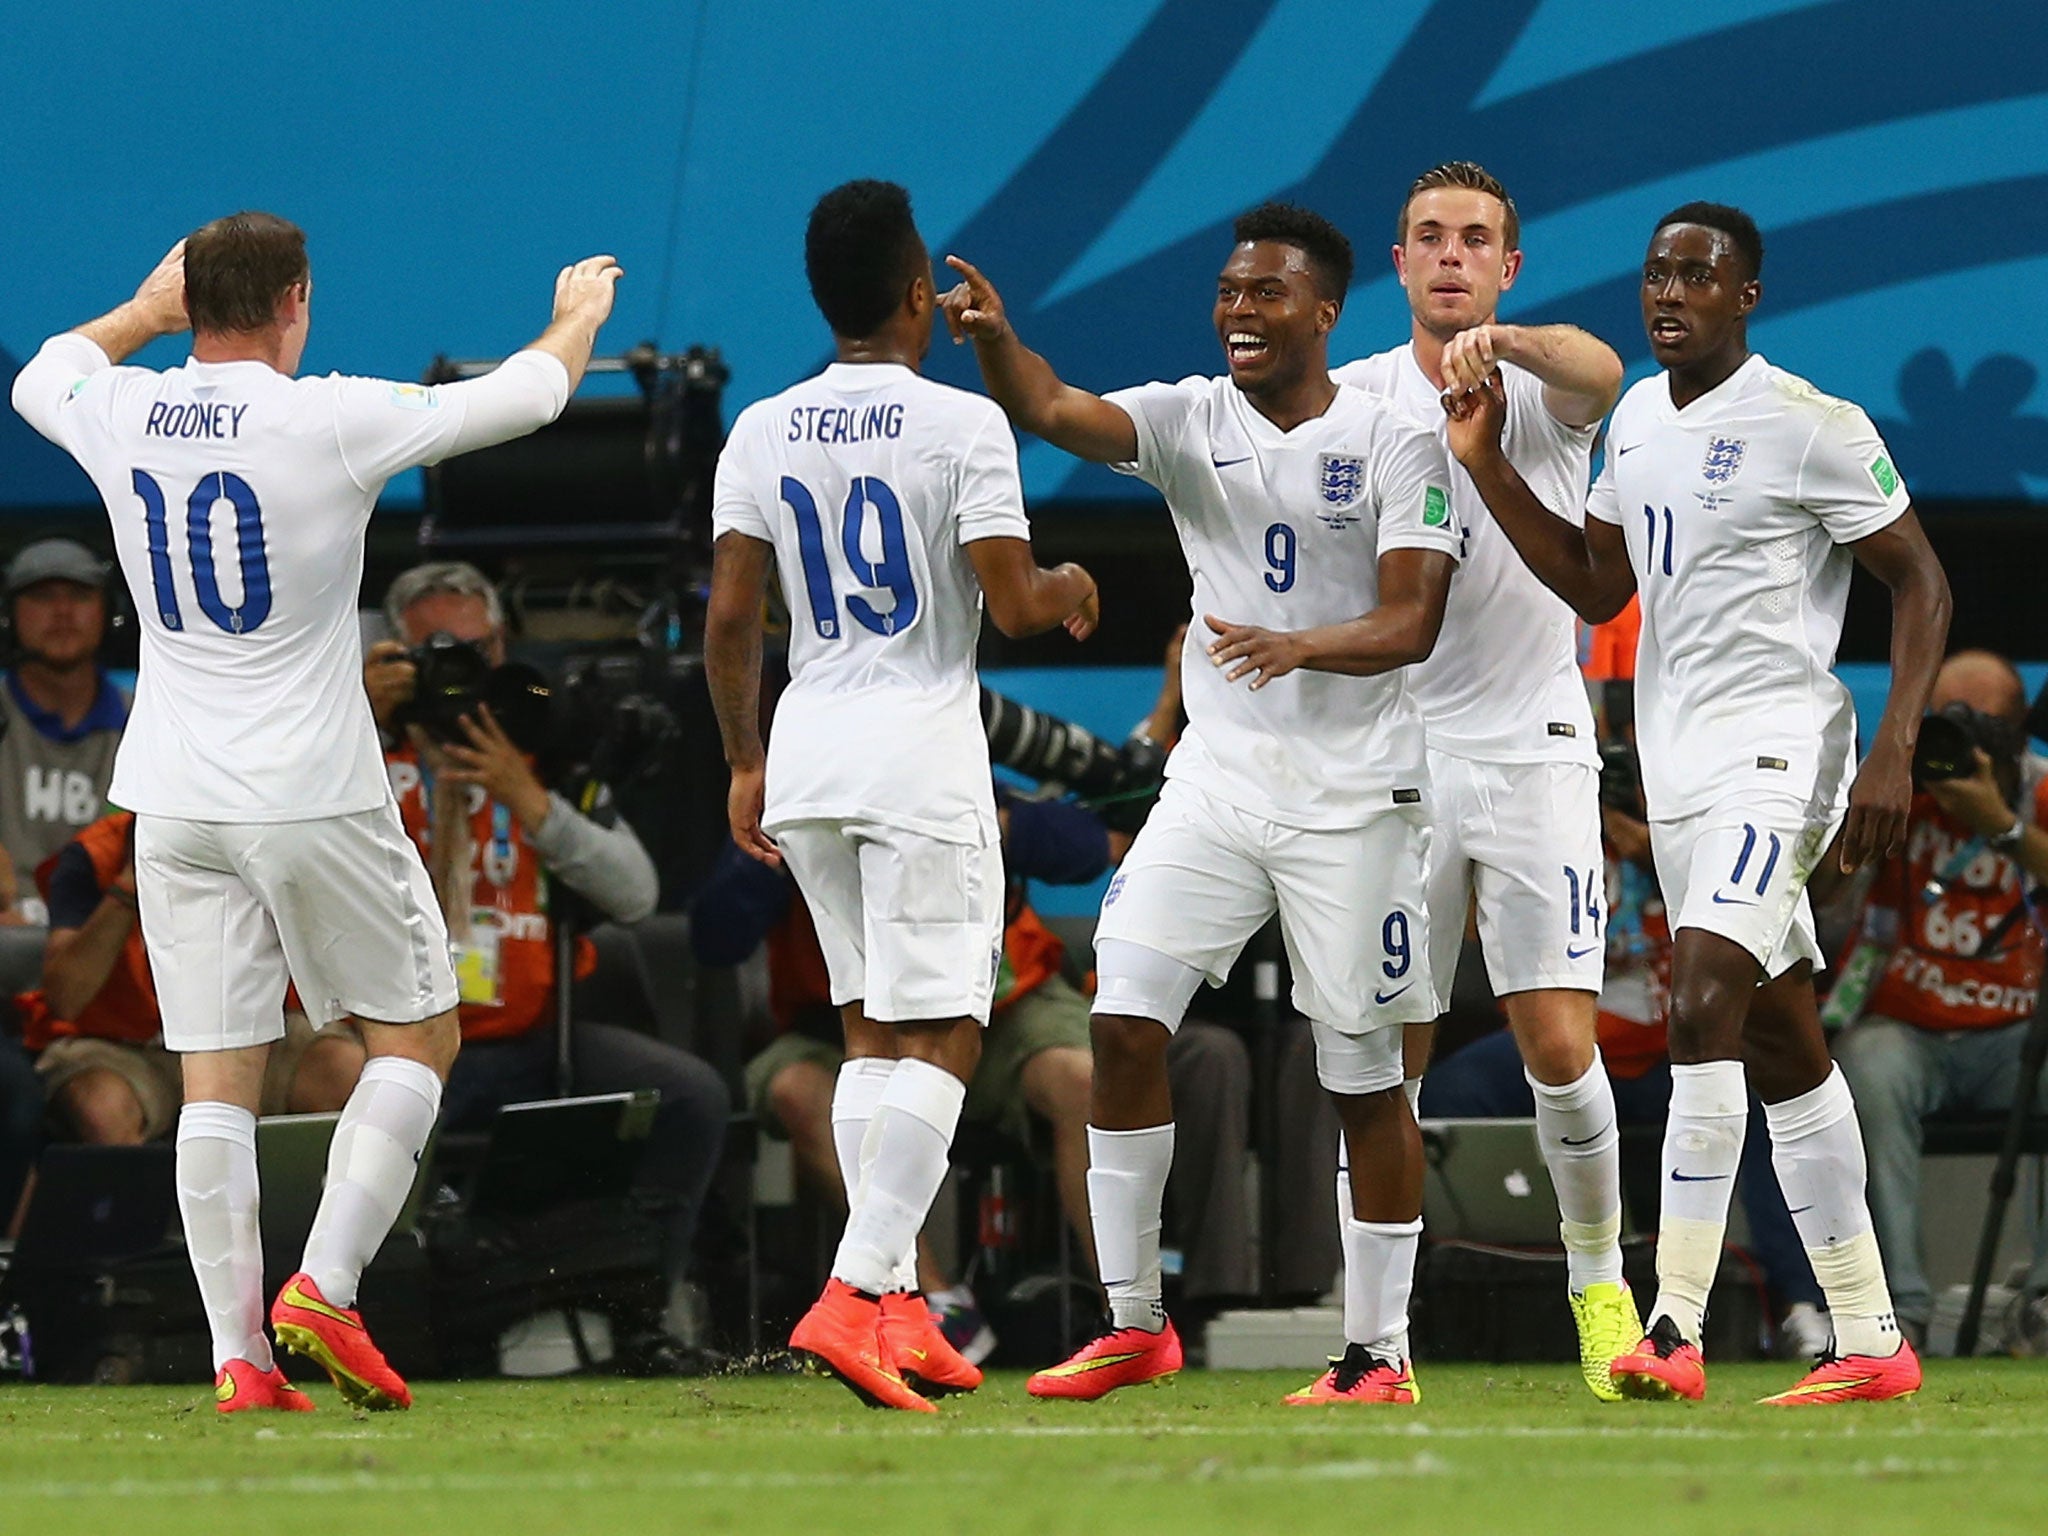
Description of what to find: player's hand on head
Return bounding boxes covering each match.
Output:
[553,255,625,329]
[1203,614,1304,690]
[1439,324,1499,397]
[1840,740,1913,873]
[939,256,1008,344]
[1442,368,1507,467]
[131,238,189,336]
[728,764,781,868]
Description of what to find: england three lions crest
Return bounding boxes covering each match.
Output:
[1701,435,1747,485]
[1318,453,1366,524]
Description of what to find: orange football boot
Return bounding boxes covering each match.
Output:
[1759,1339,1922,1405]
[878,1290,982,1397]
[1610,1315,1708,1402]
[789,1278,935,1413]
[1026,1320,1183,1400]
[213,1357,316,1414]
[1283,1344,1421,1405]
[270,1272,412,1411]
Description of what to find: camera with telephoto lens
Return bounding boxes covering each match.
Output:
[1911,702,2022,788]
[395,631,554,752]
[980,687,1166,834]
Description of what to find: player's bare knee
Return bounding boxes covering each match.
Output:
[892,1015,979,1084]
[360,1009,462,1080]
[1504,991,1597,1084]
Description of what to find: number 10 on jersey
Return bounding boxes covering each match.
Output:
[131,469,273,634]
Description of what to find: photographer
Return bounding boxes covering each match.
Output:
[1831,649,2048,1346]
[370,561,731,1369]
[0,539,130,922]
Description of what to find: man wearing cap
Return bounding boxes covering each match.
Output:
[0,538,129,921]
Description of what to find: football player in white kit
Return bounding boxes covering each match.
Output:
[1333,162,1641,1400]
[1446,202,1950,1405]
[705,180,1098,1413]
[943,204,1462,1404]
[12,215,621,1412]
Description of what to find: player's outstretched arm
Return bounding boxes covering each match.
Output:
[1448,372,1635,623]
[12,240,187,438]
[1838,510,1952,873]
[939,256,1138,464]
[966,537,1098,641]
[1441,323,1623,428]
[1204,547,1454,688]
[704,530,781,868]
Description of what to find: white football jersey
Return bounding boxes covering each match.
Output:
[1586,354,1910,821]
[11,334,569,822]
[1334,349,1598,766]
[712,362,1029,845]
[1107,374,1459,830]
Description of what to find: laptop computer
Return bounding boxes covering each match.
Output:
[467,1091,658,1221]
[1420,1118,1576,1247]
[256,1112,437,1270]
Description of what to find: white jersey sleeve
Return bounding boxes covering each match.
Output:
[952,404,1032,545]
[332,350,570,490]
[1105,378,1204,496]
[1585,438,1621,524]
[710,407,775,542]
[10,333,115,452]
[1796,402,1911,543]
[1371,415,1462,559]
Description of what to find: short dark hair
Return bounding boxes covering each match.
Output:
[805,180,925,340]
[1653,201,1764,280]
[1231,202,1354,305]
[1397,161,1520,250]
[184,212,309,334]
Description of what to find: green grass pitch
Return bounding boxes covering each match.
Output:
[3,1362,2046,1535]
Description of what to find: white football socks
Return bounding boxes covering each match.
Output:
[830,1056,918,1293]
[831,1058,965,1297]
[176,1101,270,1372]
[1089,1123,1174,1332]
[1651,1059,1747,1345]
[1765,1065,1901,1358]
[1343,1216,1422,1362]
[301,1055,440,1309]
[1528,1061,1626,1290]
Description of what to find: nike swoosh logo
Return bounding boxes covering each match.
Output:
[905,1348,929,1362]
[1616,444,1640,456]
[1710,892,1757,906]
[1561,1124,1613,1147]
[280,1280,361,1330]
[1041,1350,1144,1377]
[1767,1374,1879,1401]
[1374,982,1415,1005]
[1566,943,1600,960]
[1212,455,1251,469]
[1669,1171,1732,1182]
[1787,1204,1813,1215]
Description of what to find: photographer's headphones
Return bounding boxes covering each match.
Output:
[0,537,134,666]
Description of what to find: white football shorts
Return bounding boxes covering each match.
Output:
[135,803,458,1053]
[1650,792,1840,978]
[1093,776,1437,1036]
[775,818,1005,1025]
[1424,751,1607,1000]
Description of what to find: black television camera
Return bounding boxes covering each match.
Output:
[979,687,1166,834]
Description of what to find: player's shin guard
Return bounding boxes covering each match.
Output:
[831,1059,964,1296]
[1651,1060,1747,1344]
[1766,1066,1902,1358]
[301,1055,440,1308]
[1529,1060,1625,1289]
[1088,1123,1174,1333]
[1342,1215,1421,1364]
[176,1102,271,1372]
[829,1057,918,1290]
